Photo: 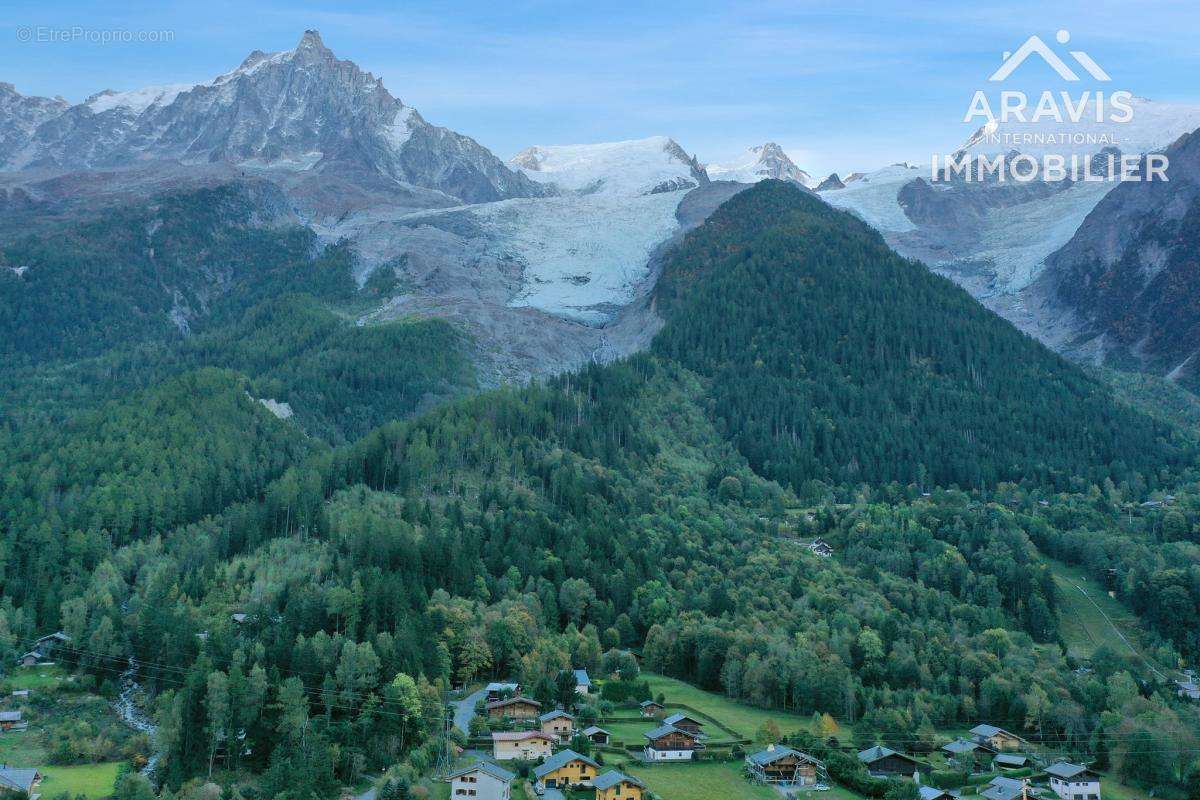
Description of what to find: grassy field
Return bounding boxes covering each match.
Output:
[5,666,70,690]
[626,761,778,800]
[1044,559,1168,680]
[642,673,816,739]
[34,762,121,799]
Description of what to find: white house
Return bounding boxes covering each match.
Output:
[448,761,514,800]
[573,669,592,695]
[491,731,554,761]
[1046,762,1101,800]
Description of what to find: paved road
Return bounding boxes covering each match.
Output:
[453,688,487,735]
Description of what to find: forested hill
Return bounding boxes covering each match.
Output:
[653,180,1185,493]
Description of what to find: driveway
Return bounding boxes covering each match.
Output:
[452,687,488,735]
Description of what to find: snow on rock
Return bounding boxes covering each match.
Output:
[958,97,1200,158]
[819,164,922,232]
[85,84,194,114]
[706,143,812,186]
[473,191,683,323]
[511,136,701,196]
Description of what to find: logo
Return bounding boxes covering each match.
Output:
[989,30,1110,82]
[929,30,1168,183]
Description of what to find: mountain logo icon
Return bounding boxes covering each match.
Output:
[989,30,1111,82]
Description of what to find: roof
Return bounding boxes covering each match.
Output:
[449,762,515,783]
[639,699,662,707]
[663,712,703,727]
[582,726,610,736]
[980,777,1026,800]
[491,731,553,742]
[487,696,541,710]
[539,709,574,722]
[1177,680,1199,691]
[994,754,1029,767]
[1045,762,1094,780]
[971,724,1022,740]
[573,669,592,686]
[593,771,645,791]
[747,746,821,767]
[858,745,907,763]
[644,723,702,742]
[919,787,956,800]
[36,631,69,643]
[486,681,520,692]
[0,767,40,793]
[942,738,978,755]
[533,749,599,778]
[0,710,23,722]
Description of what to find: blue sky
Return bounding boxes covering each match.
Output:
[2,0,1198,176]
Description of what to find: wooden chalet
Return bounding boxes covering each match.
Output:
[857,745,920,778]
[486,696,541,720]
[644,724,705,761]
[745,745,825,786]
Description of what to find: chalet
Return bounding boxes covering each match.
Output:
[9,692,27,699]
[15,652,40,667]
[491,731,554,761]
[486,696,541,721]
[942,738,988,769]
[857,746,920,778]
[581,726,611,745]
[532,749,599,789]
[574,669,593,695]
[919,788,958,800]
[32,632,69,657]
[0,767,41,796]
[231,613,248,624]
[1046,762,1101,800]
[644,724,704,761]
[809,538,834,557]
[1175,680,1200,700]
[539,709,575,741]
[661,712,705,736]
[448,762,514,800]
[0,712,23,732]
[980,776,1028,800]
[485,682,521,703]
[970,724,1028,753]
[638,700,664,717]
[745,745,825,786]
[593,771,645,800]
[994,754,1030,770]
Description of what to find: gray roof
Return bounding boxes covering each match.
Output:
[593,772,645,791]
[644,723,701,742]
[485,681,520,692]
[538,709,573,723]
[980,777,1026,800]
[0,768,40,793]
[994,754,1029,767]
[858,745,901,763]
[663,712,702,727]
[0,710,23,722]
[449,762,515,783]
[533,749,599,779]
[582,726,609,736]
[1045,762,1094,780]
[639,699,662,707]
[919,787,956,800]
[747,746,821,767]
[970,723,1022,740]
[942,738,978,755]
[573,669,592,686]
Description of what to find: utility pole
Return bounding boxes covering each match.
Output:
[432,690,454,780]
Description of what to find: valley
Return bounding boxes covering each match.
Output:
[1,20,1200,800]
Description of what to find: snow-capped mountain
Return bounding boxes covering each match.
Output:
[511,136,707,196]
[957,97,1200,159]
[706,142,812,186]
[0,82,68,166]
[1,31,544,204]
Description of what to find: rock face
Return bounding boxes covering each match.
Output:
[0,31,544,204]
[815,173,845,191]
[1031,131,1200,385]
[706,142,811,186]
